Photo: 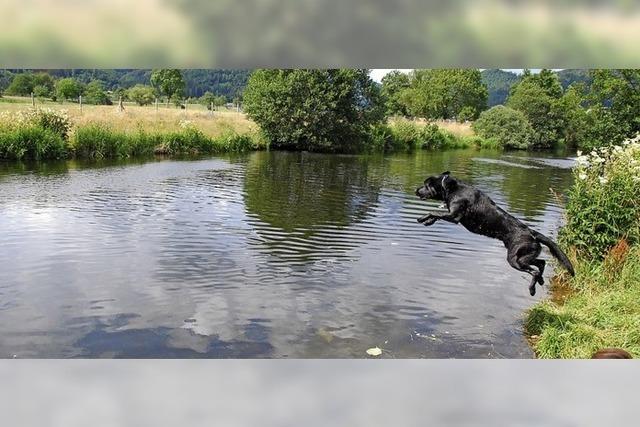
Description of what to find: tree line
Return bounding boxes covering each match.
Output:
[0,69,247,106]
[241,68,639,152]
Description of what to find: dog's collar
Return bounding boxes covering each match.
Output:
[441,175,448,199]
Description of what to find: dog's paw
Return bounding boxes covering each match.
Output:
[529,285,536,296]
[422,218,437,226]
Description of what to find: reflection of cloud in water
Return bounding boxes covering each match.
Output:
[0,150,575,358]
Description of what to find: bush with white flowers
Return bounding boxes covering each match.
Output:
[561,134,640,260]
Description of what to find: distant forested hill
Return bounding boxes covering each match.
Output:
[1,69,251,99]
[481,69,521,106]
[556,69,592,89]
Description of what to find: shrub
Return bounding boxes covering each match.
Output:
[127,84,156,106]
[0,108,72,140]
[0,126,66,160]
[419,123,451,149]
[32,109,73,140]
[390,119,422,149]
[457,106,476,122]
[560,135,640,260]
[368,124,396,151]
[472,105,534,149]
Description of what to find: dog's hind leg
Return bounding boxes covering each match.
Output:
[507,251,542,296]
[531,259,546,286]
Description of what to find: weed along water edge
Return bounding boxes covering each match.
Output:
[0,149,574,358]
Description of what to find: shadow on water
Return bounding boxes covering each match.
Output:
[0,148,574,358]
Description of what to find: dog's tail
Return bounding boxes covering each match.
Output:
[532,230,575,276]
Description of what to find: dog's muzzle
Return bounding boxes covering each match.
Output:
[416,186,435,200]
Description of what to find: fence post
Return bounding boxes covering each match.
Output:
[155,98,158,112]
[31,92,35,107]
[79,95,82,113]
[210,102,214,116]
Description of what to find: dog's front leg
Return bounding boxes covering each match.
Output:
[418,205,463,226]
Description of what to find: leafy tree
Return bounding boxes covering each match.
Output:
[472,105,534,149]
[216,95,227,109]
[6,73,35,96]
[5,72,55,97]
[552,84,588,149]
[380,70,410,116]
[33,85,51,99]
[127,84,156,106]
[199,91,217,109]
[56,78,84,101]
[507,69,564,148]
[401,69,487,120]
[84,80,111,105]
[243,69,384,151]
[150,69,185,106]
[589,69,640,138]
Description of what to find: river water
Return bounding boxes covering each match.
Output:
[0,149,574,358]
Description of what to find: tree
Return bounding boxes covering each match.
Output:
[380,70,410,116]
[6,73,35,96]
[472,105,534,149]
[589,69,640,139]
[84,80,111,105]
[401,69,487,120]
[507,69,564,148]
[33,85,51,99]
[150,69,185,106]
[243,69,384,151]
[199,91,217,109]
[552,84,588,149]
[56,78,84,101]
[216,95,227,109]
[127,84,156,106]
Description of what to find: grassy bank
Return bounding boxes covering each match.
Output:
[374,118,483,151]
[525,137,640,358]
[0,106,266,160]
[0,103,489,160]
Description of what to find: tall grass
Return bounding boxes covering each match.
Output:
[73,122,265,159]
[0,126,67,160]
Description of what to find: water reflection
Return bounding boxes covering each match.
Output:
[0,149,573,358]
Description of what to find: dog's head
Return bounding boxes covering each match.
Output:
[415,171,455,201]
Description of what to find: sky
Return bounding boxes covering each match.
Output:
[370,69,556,82]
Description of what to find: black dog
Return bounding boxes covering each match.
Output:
[416,171,575,296]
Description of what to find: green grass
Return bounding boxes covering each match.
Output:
[0,125,67,160]
[525,241,640,358]
[383,120,477,151]
[71,123,266,159]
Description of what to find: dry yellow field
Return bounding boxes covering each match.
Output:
[388,117,475,137]
[0,97,257,137]
[1,96,476,138]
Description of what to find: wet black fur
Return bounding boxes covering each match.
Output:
[416,171,575,296]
